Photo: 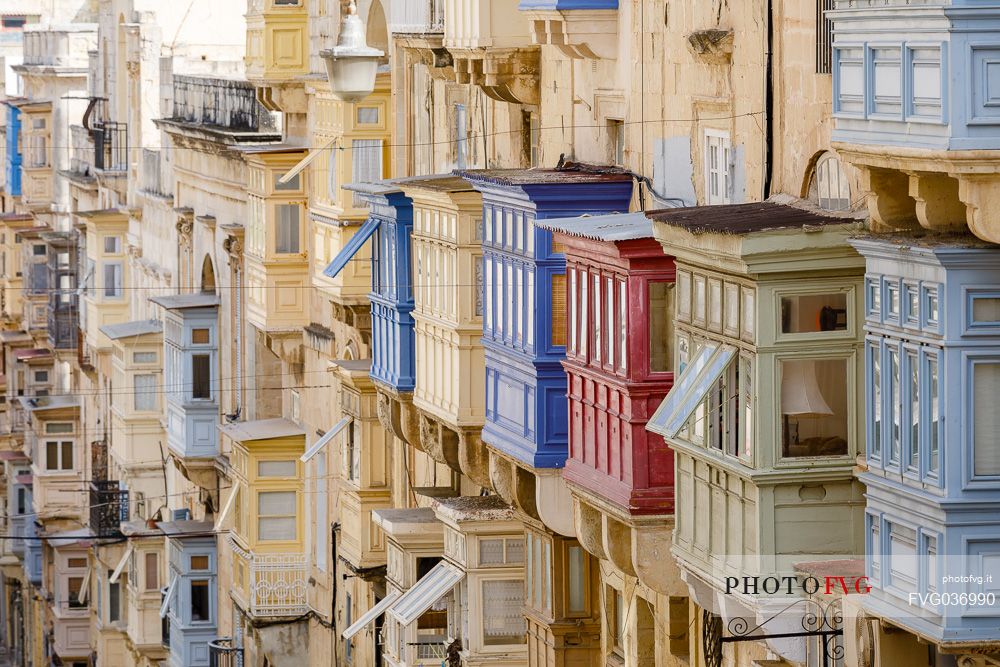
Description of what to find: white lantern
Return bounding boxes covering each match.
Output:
[321,0,384,103]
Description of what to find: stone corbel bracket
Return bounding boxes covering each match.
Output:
[687,29,734,63]
[524,9,619,60]
[449,47,541,106]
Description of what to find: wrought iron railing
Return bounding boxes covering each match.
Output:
[89,480,128,538]
[228,537,307,617]
[209,638,244,667]
[94,122,128,173]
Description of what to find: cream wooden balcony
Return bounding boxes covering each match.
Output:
[403,176,485,430]
[245,0,309,84]
[230,538,308,618]
[244,150,310,334]
[309,76,390,304]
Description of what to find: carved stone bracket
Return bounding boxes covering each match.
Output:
[525,9,619,60]
[457,429,491,489]
[449,47,541,106]
[375,390,422,451]
[688,29,734,62]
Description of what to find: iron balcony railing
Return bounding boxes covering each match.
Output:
[94,122,128,173]
[209,638,244,667]
[89,480,128,538]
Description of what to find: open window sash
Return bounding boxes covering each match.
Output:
[301,417,352,462]
[648,342,738,439]
[323,218,380,279]
[159,577,178,619]
[388,561,464,627]
[214,484,240,532]
[342,590,402,639]
[109,544,134,584]
[77,565,93,605]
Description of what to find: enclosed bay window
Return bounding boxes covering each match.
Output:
[779,358,849,458]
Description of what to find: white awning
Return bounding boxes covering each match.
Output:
[388,561,464,627]
[342,590,402,639]
[647,343,737,439]
[214,484,240,532]
[159,577,178,619]
[279,136,338,184]
[301,417,352,462]
[109,544,133,584]
[77,565,92,605]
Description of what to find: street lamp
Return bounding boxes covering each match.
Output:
[321,0,384,103]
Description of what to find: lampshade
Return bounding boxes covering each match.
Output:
[320,0,384,103]
[780,360,834,417]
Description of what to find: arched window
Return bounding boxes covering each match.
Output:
[200,255,216,294]
[809,152,851,212]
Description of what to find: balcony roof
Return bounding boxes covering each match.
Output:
[535,211,653,242]
[100,319,162,340]
[0,450,28,461]
[8,100,52,113]
[149,293,220,310]
[75,208,129,223]
[0,330,33,344]
[457,164,633,187]
[372,507,443,540]
[646,201,852,236]
[0,213,34,224]
[394,174,476,194]
[431,495,516,523]
[21,395,80,412]
[43,526,93,548]
[218,418,305,443]
[14,348,52,361]
[157,520,215,537]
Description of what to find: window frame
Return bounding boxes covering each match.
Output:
[703,128,732,205]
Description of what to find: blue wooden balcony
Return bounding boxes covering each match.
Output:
[458,167,634,469]
[327,183,416,394]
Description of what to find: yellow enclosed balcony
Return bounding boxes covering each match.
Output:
[401,176,485,429]
[243,149,310,333]
[222,418,308,619]
[77,209,131,355]
[245,0,309,83]
[24,396,83,520]
[309,75,390,303]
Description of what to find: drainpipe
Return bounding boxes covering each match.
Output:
[763,0,775,199]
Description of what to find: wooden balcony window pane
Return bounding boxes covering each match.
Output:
[780,358,849,458]
[192,354,211,400]
[145,552,159,590]
[190,579,210,622]
[551,273,566,348]
[649,282,674,373]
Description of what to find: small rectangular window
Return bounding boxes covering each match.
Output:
[972,296,1000,324]
[551,274,567,348]
[68,576,86,609]
[190,579,210,622]
[190,555,210,571]
[887,283,900,317]
[191,328,210,345]
[275,204,301,254]
[257,460,297,477]
[607,119,624,166]
[134,374,157,411]
[704,130,732,205]
[34,370,48,382]
[133,351,156,364]
[356,107,380,125]
[144,552,159,591]
[780,293,848,333]
[103,263,122,297]
[104,236,121,254]
[273,172,300,191]
[192,354,211,400]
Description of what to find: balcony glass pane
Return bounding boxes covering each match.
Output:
[974,361,1000,476]
[481,580,526,646]
[567,545,586,614]
[779,358,849,458]
[649,281,674,373]
[192,354,211,400]
[191,579,210,622]
[257,460,296,477]
[275,204,301,254]
[780,292,848,333]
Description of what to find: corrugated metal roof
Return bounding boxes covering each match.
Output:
[100,319,162,340]
[149,293,220,310]
[218,418,305,443]
[535,212,652,242]
[646,202,852,235]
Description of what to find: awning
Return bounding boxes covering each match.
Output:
[301,417,352,462]
[342,590,402,639]
[159,578,178,619]
[389,561,464,626]
[109,544,133,584]
[214,484,240,532]
[647,343,737,439]
[323,217,380,280]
